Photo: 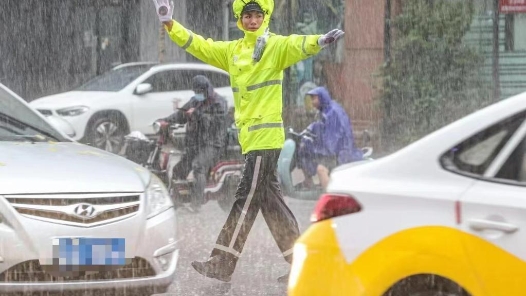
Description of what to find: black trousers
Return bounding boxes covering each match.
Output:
[210,149,300,271]
[173,146,220,206]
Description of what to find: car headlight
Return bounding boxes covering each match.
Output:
[146,174,173,219]
[57,106,89,117]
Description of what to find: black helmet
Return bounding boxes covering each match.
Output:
[192,75,211,96]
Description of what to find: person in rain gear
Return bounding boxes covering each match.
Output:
[160,75,228,212]
[298,86,364,189]
[152,0,345,282]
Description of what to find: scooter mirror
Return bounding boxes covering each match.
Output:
[152,121,162,134]
[362,147,373,158]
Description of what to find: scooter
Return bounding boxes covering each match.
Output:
[119,121,183,185]
[168,123,245,212]
[277,127,374,201]
[121,121,244,212]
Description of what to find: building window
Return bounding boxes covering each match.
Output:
[505,14,526,52]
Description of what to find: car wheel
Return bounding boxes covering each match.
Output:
[88,116,126,154]
[409,291,461,296]
[384,274,469,296]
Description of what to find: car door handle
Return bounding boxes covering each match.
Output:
[468,219,519,233]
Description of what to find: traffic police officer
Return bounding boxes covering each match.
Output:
[152,0,345,282]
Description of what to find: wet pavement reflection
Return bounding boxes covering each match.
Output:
[160,197,316,296]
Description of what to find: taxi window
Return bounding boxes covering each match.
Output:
[441,111,526,177]
[495,135,526,183]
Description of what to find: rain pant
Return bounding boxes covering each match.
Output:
[210,149,299,265]
[165,0,325,270]
[299,86,364,177]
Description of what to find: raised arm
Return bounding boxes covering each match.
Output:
[274,34,322,70]
[153,0,230,71]
[274,29,345,70]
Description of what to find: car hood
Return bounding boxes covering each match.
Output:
[0,142,150,194]
[30,91,115,109]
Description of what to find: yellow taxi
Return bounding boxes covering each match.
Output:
[288,92,526,296]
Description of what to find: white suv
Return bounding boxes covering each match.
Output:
[30,62,234,153]
[0,83,178,295]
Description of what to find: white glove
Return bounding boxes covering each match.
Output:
[152,0,174,23]
[318,29,345,47]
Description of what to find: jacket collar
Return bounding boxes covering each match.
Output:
[237,15,270,44]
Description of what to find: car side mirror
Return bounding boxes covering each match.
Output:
[135,83,153,95]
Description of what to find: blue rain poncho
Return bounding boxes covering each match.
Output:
[299,87,363,176]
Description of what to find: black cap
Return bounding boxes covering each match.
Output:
[242,2,264,15]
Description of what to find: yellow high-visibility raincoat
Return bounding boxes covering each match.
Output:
[166,0,323,154]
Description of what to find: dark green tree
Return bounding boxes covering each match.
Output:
[377,0,492,152]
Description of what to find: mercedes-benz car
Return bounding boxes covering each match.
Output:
[0,83,178,295]
[29,62,234,154]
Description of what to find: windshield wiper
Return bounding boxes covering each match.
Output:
[0,132,50,143]
[14,135,50,143]
[0,112,60,142]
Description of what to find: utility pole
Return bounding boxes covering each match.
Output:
[283,0,294,107]
[493,0,501,101]
[384,0,391,65]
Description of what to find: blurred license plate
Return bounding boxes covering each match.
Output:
[52,238,126,267]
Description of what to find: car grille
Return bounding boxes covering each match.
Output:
[37,109,53,116]
[0,257,156,283]
[4,193,141,227]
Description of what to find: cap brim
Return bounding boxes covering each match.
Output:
[242,9,264,15]
[242,3,264,15]
[306,89,319,95]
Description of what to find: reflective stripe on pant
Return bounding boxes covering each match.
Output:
[211,149,300,265]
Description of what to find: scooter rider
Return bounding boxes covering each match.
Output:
[159,75,228,212]
[152,0,345,282]
[298,86,364,189]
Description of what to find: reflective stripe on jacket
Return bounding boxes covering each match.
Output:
[166,0,322,154]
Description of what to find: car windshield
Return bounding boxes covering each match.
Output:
[0,87,67,142]
[76,65,152,92]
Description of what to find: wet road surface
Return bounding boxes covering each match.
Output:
[159,197,317,296]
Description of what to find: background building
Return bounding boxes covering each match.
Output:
[0,0,190,100]
[2,0,525,152]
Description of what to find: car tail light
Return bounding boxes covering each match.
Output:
[310,193,362,223]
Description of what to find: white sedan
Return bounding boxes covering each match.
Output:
[30,62,234,153]
[0,83,178,295]
[289,92,526,296]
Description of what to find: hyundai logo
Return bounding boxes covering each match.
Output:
[73,203,97,219]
